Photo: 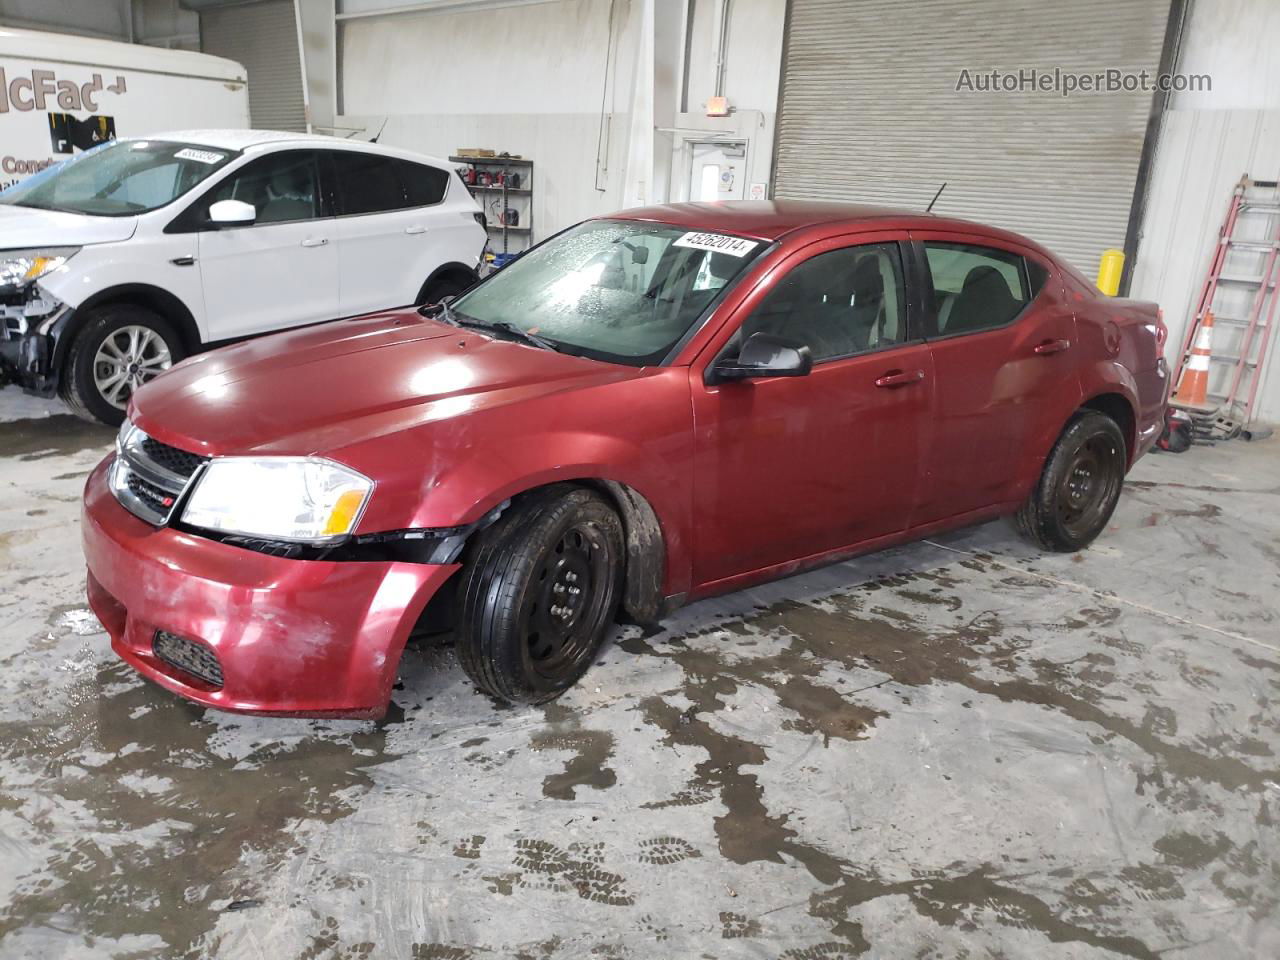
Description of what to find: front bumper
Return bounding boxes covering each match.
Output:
[82,456,458,718]
[0,298,71,395]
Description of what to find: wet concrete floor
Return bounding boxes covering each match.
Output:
[1,390,1277,958]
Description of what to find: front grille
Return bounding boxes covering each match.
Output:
[110,427,209,526]
[140,436,204,479]
[153,630,224,687]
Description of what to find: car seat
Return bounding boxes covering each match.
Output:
[258,165,314,223]
[945,265,1019,334]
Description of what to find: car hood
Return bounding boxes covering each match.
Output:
[0,204,138,249]
[131,310,644,456]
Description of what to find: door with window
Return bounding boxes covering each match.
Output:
[196,149,338,339]
[325,150,458,314]
[692,235,935,586]
[912,233,1078,523]
[688,141,747,202]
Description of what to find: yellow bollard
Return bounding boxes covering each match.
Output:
[1096,249,1124,296]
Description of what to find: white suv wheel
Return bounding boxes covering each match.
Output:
[93,325,174,410]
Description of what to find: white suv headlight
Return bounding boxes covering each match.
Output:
[0,247,80,291]
[181,457,373,543]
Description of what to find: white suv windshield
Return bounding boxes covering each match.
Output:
[0,140,235,217]
[451,219,764,365]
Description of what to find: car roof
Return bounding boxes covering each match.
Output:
[606,200,1053,256]
[133,129,454,168]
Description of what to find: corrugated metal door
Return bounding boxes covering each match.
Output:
[202,0,305,132]
[774,0,1171,274]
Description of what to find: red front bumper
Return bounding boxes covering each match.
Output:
[81,457,458,718]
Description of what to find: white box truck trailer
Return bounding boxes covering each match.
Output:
[0,27,249,190]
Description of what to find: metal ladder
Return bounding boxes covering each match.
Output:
[1173,175,1280,426]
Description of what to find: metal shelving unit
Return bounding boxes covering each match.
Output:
[450,155,534,257]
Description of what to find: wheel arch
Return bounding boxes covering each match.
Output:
[55,284,203,375]
[583,478,669,624]
[414,262,480,304]
[1079,390,1137,464]
[440,476,672,626]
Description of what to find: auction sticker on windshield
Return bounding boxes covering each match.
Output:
[174,148,226,165]
[673,232,758,257]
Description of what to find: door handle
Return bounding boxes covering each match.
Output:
[874,369,926,388]
[301,237,329,248]
[1033,338,1071,355]
[404,225,427,235]
[170,255,197,266]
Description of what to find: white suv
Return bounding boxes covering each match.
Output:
[0,130,486,424]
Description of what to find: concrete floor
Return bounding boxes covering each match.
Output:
[0,390,1277,960]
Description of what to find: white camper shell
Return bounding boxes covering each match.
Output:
[0,28,249,190]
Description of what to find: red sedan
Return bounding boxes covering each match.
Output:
[81,201,1169,717]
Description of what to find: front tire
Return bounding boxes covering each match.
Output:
[455,485,624,704]
[1016,410,1127,552]
[60,305,184,426]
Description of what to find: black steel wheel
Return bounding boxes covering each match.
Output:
[1016,410,1127,552]
[455,485,623,703]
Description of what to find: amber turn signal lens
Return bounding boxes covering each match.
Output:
[324,489,367,536]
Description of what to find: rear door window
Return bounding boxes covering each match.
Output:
[924,242,1032,336]
[330,151,407,216]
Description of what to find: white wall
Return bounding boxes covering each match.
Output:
[1130,0,1280,423]
[338,0,637,244]
[662,0,784,205]
[335,0,786,242]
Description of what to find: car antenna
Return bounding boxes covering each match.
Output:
[369,118,388,143]
[926,182,947,214]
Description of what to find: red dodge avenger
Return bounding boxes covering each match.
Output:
[81,201,1169,717]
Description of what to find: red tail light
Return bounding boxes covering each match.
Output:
[1155,307,1168,348]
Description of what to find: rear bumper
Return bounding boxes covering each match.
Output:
[1133,357,1171,463]
[82,456,457,718]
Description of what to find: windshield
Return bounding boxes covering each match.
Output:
[0,140,236,216]
[451,219,765,365]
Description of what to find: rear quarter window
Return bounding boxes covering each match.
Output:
[397,159,449,206]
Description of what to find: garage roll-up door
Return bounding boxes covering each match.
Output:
[774,0,1172,275]
[201,0,305,132]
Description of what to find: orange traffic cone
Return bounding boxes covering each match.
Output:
[1174,310,1215,408]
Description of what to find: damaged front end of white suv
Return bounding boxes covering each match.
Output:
[0,248,78,395]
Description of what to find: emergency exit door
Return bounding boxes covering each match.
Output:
[689,141,746,202]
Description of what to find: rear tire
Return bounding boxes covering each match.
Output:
[1015,411,1127,552]
[454,485,624,704]
[60,305,184,426]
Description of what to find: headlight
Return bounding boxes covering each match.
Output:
[181,457,373,543]
[0,247,80,290]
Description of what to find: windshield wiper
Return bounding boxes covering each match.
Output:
[422,299,560,352]
[423,298,460,325]
[455,317,561,352]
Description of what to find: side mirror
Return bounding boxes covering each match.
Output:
[710,332,813,384]
[207,199,256,227]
